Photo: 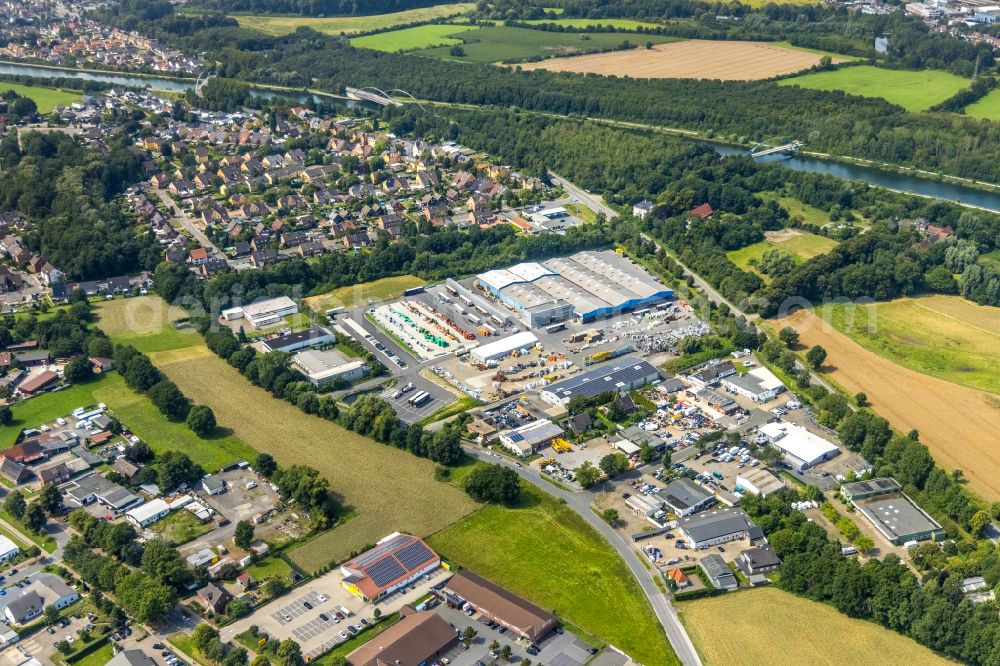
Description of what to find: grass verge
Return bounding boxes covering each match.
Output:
[427,484,678,665]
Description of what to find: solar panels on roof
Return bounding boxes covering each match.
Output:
[395,541,434,571]
[367,557,406,588]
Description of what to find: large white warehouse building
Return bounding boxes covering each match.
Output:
[477,250,673,327]
[757,422,840,470]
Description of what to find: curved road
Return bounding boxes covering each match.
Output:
[464,447,702,666]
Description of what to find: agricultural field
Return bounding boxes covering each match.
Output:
[233,3,473,35]
[416,25,681,63]
[95,296,200,354]
[519,18,661,29]
[771,303,1000,501]
[778,65,971,112]
[304,275,426,312]
[350,24,465,51]
[145,342,477,572]
[427,484,678,666]
[519,40,842,80]
[0,82,81,113]
[819,295,1000,396]
[680,588,951,665]
[727,228,838,277]
[963,88,1000,120]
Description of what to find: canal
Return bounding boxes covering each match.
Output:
[5,60,1000,211]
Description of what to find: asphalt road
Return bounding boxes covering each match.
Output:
[463,447,702,666]
[149,187,220,255]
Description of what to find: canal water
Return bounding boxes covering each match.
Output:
[5,61,1000,211]
[0,62,348,107]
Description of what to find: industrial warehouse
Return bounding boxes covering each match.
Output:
[340,533,440,602]
[440,571,559,642]
[841,478,945,545]
[540,357,661,406]
[476,250,674,327]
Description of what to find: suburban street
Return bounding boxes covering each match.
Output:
[149,187,220,254]
[463,447,703,666]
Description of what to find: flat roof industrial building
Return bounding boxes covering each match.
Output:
[540,357,660,406]
[757,422,840,470]
[477,250,673,327]
[471,331,538,364]
[736,468,784,497]
[291,349,366,387]
[227,296,299,329]
[660,478,715,517]
[261,326,335,353]
[498,419,564,456]
[842,478,945,545]
[678,508,764,549]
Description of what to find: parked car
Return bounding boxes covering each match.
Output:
[319,613,329,622]
[303,601,312,610]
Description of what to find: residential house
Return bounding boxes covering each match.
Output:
[196,583,232,614]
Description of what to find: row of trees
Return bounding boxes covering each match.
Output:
[742,490,1000,665]
[113,343,219,440]
[148,17,1000,182]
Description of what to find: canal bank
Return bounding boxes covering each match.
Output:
[4,59,1000,211]
[0,61,362,107]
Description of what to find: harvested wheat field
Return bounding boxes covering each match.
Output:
[520,40,844,80]
[152,345,478,570]
[772,307,1000,501]
[680,588,952,666]
[96,297,477,571]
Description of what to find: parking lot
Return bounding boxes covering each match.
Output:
[429,603,598,666]
[13,612,91,664]
[220,565,451,659]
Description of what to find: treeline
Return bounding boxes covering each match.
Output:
[0,132,161,280]
[0,73,113,94]
[153,222,609,309]
[64,511,200,625]
[391,106,1000,309]
[94,0,237,40]
[0,294,103,359]
[186,0,448,16]
[742,489,1000,665]
[156,24,1000,182]
[113,343,221,439]
[194,317,465,467]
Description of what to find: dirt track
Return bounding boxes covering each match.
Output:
[520,40,843,80]
[774,309,1000,501]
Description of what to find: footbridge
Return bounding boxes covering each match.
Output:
[749,140,803,158]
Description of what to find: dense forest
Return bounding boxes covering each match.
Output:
[388,106,1000,308]
[187,0,451,16]
[0,132,161,280]
[155,23,1000,182]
